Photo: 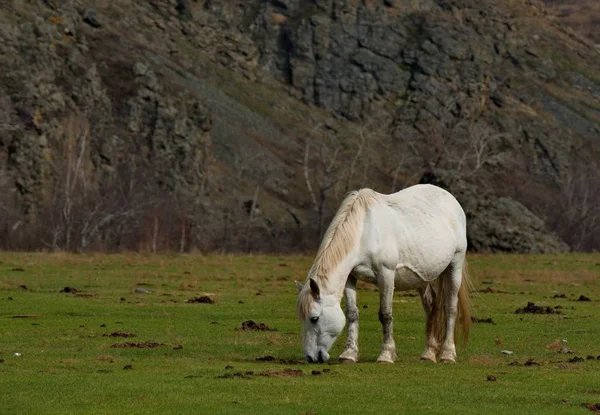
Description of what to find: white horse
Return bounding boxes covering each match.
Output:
[295,184,472,364]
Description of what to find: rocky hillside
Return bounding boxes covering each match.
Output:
[0,0,598,253]
[543,0,600,44]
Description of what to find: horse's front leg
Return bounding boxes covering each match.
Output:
[377,269,396,363]
[339,275,359,363]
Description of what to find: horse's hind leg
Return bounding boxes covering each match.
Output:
[439,257,464,363]
[339,275,359,363]
[377,269,396,363]
[418,284,440,363]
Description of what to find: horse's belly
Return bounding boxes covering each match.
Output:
[394,266,426,291]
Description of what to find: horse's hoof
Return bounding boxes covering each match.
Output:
[339,358,357,364]
[439,349,456,363]
[420,350,437,363]
[376,358,394,364]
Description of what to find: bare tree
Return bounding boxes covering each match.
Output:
[550,159,600,251]
[445,121,511,175]
[303,122,343,243]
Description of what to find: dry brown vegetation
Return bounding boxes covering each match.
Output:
[544,0,600,43]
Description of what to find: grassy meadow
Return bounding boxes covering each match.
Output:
[1,252,599,414]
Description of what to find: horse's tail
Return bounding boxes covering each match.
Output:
[433,257,472,346]
[457,259,472,345]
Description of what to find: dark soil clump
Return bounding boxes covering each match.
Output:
[478,287,511,294]
[110,342,166,348]
[568,356,585,363]
[123,365,133,370]
[487,375,497,381]
[553,294,566,298]
[508,360,521,366]
[515,302,562,314]
[60,287,78,293]
[471,317,495,324]
[218,372,252,379]
[524,358,540,366]
[103,332,136,338]
[577,295,591,302]
[256,355,276,361]
[237,320,276,331]
[187,296,214,304]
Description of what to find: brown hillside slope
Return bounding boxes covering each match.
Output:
[544,0,600,44]
[0,0,598,252]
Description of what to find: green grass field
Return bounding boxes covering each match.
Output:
[1,252,599,414]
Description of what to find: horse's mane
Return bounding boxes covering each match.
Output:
[297,189,378,319]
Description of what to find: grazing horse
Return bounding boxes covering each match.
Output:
[295,184,472,364]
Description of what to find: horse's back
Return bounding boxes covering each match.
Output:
[361,184,466,282]
[384,184,466,236]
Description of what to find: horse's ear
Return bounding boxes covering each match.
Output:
[294,280,304,292]
[309,278,320,297]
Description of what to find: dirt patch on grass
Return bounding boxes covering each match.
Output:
[515,302,562,314]
[95,356,115,363]
[103,332,136,338]
[11,314,41,318]
[546,339,573,354]
[237,320,277,331]
[471,317,495,324]
[110,342,166,348]
[508,358,541,366]
[186,296,214,304]
[217,371,253,379]
[217,367,305,379]
[478,287,513,294]
[469,355,504,365]
[259,368,303,377]
[256,355,276,361]
[577,295,591,302]
[582,403,600,412]
[255,355,305,364]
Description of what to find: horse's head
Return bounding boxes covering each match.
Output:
[295,278,346,363]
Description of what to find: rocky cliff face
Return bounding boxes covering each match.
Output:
[0,0,598,252]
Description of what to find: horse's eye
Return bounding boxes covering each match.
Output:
[310,316,319,323]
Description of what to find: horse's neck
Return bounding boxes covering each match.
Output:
[321,250,360,301]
